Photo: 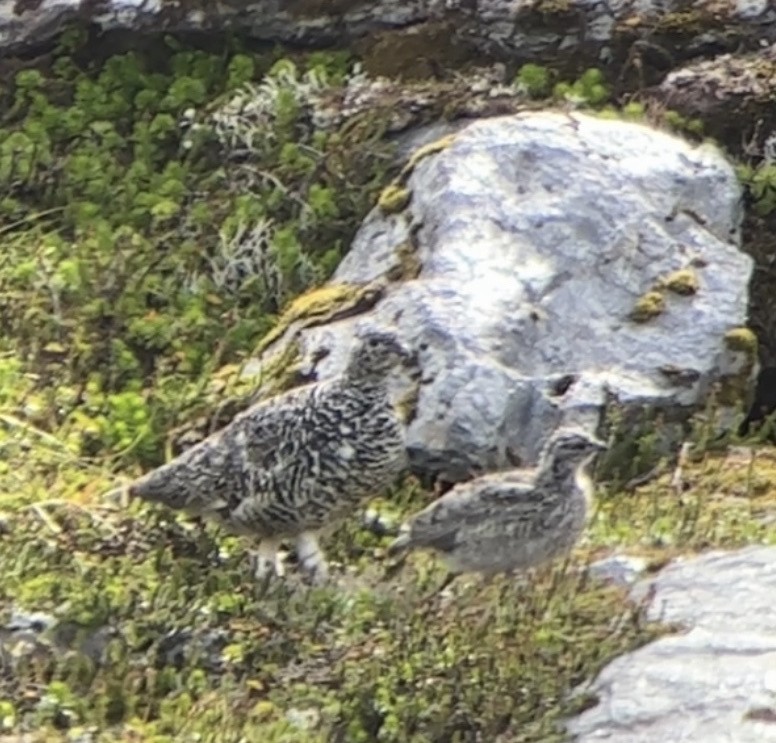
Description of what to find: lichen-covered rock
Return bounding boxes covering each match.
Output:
[568,546,776,743]
[253,111,754,482]
[646,42,776,154]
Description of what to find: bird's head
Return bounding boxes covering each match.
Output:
[346,328,411,381]
[541,427,608,468]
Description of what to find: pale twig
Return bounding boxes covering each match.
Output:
[23,499,119,536]
[623,462,667,491]
[671,441,693,496]
[28,504,62,535]
[0,412,72,451]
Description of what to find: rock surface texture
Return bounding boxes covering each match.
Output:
[568,546,776,743]
[1,0,774,61]
[253,111,754,481]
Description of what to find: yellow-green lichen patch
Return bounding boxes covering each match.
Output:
[528,0,574,15]
[386,239,423,282]
[660,268,700,296]
[654,10,709,35]
[724,327,758,355]
[255,281,385,356]
[399,133,459,182]
[253,339,304,397]
[716,373,754,410]
[630,291,666,323]
[395,379,421,425]
[378,183,411,214]
[716,327,758,410]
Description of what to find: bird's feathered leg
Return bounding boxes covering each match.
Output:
[295,531,330,585]
[249,537,285,591]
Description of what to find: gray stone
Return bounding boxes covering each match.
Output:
[588,554,648,587]
[0,608,120,669]
[568,546,776,743]
[1,0,774,61]
[254,111,753,481]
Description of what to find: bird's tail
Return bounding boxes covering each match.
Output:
[125,461,186,509]
[100,459,186,510]
[100,467,171,509]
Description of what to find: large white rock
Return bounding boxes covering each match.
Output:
[255,111,753,480]
[567,546,776,743]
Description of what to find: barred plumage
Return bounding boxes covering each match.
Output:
[388,427,607,576]
[129,328,410,583]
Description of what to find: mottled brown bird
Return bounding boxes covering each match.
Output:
[129,328,410,584]
[388,427,607,581]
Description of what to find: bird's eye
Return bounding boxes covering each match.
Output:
[368,338,380,347]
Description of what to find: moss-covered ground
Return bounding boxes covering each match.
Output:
[4,409,776,741]
[1,27,775,743]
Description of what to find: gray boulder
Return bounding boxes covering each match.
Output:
[252,111,754,481]
[568,546,776,743]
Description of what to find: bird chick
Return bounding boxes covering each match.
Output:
[128,327,411,585]
[388,427,607,578]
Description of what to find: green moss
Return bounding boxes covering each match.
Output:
[629,291,666,323]
[738,162,776,216]
[378,183,411,214]
[515,63,552,98]
[622,101,647,120]
[660,269,700,296]
[663,109,705,136]
[554,68,610,107]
